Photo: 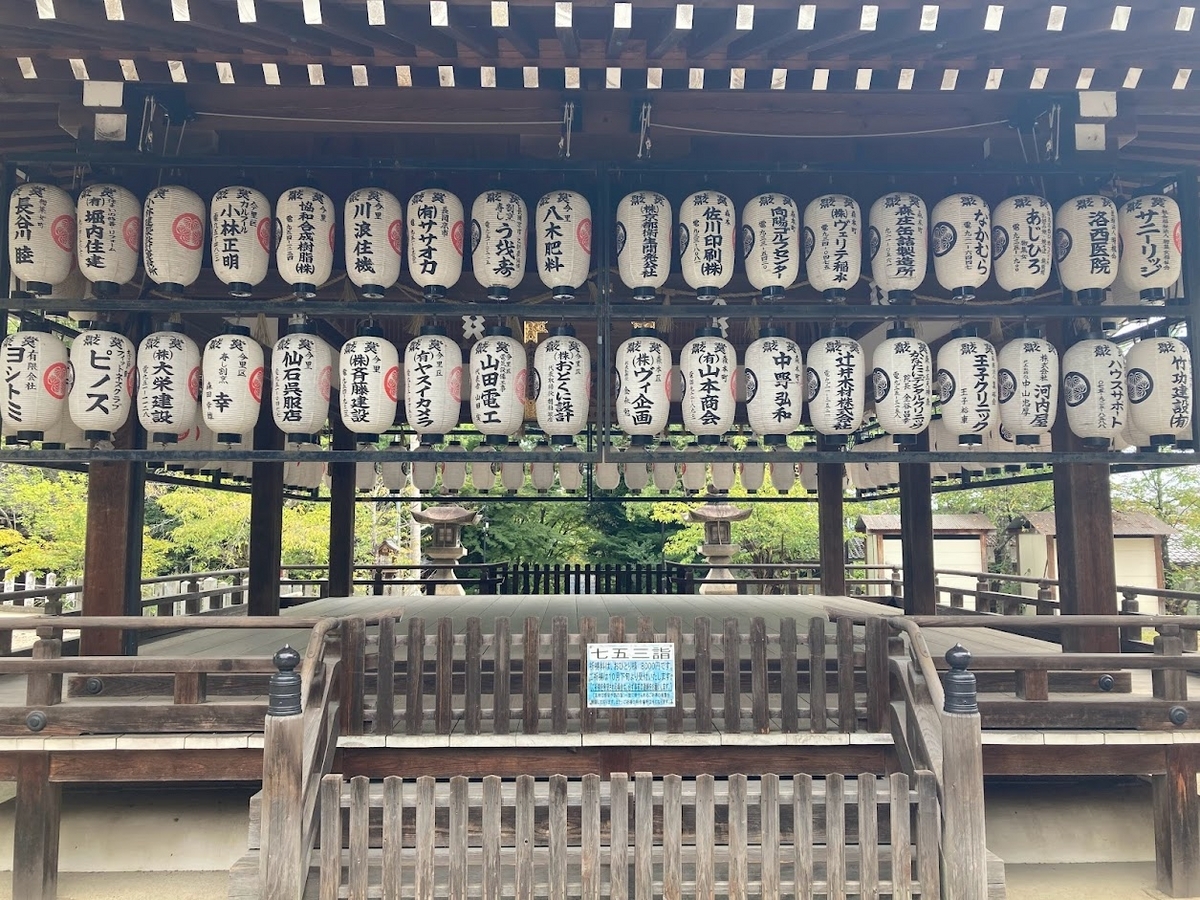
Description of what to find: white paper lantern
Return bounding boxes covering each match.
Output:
[652,448,678,491]
[744,327,803,446]
[202,326,263,444]
[533,324,590,445]
[1126,336,1192,446]
[67,325,134,442]
[77,183,139,298]
[339,327,400,440]
[143,185,204,295]
[210,185,271,297]
[1054,194,1118,302]
[798,464,818,493]
[997,330,1059,444]
[0,326,69,442]
[500,460,525,493]
[615,191,671,301]
[536,190,591,299]
[345,188,403,299]
[742,193,800,300]
[471,190,527,301]
[622,459,650,492]
[806,331,865,444]
[681,327,736,444]
[770,461,796,492]
[271,321,333,443]
[1118,194,1182,301]
[1119,417,1154,452]
[407,187,464,300]
[137,324,200,443]
[412,460,438,492]
[9,183,76,296]
[872,325,933,444]
[559,461,585,492]
[530,461,556,493]
[594,461,620,491]
[930,193,991,300]
[681,461,707,494]
[869,192,927,304]
[381,446,408,493]
[935,328,997,446]
[442,460,468,493]
[740,462,766,493]
[356,450,378,493]
[469,446,498,492]
[404,326,462,444]
[1062,335,1125,448]
[710,462,736,493]
[679,191,735,297]
[470,326,526,444]
[803,194,862,301]
[276,187,335,298]
[615,327,671,444]
[992,195,1053,297]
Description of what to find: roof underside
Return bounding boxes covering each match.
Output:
[857,513,995,534]
[0,0,1197,165]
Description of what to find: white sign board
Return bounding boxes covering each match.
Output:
[585,642,676,708]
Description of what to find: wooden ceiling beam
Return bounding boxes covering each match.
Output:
[607,2,631,58]
[688,7,744,59]
[726,9,817,60]
[430,2,498,58]
[102,0,286,55]
[243,1,378,56]
[490,1,539,59]
[555,2,579,59]
[648,4,693,60]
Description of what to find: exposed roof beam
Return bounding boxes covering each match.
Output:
[607,2,632,58]
[490,1,539,58]
[555,2,579,59]
[648,3,693,59]
[429,1,497,58]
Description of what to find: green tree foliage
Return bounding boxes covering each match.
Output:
[0,465,169,579]
[1112,467,1200,581]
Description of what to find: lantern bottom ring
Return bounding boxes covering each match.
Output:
[41,442,65,450]
[93,281,122,298]
[216,433,244,444]
[950,287,976,301]
[84,430,113,442]
[155,283,188,297]
[550,434,577,446]
[24,281,53,296]
[1015,434,1042,445]
[485,434,512,447]
[629,434,654,446]
[1151,434,1175,447]
[893,434,920,447]
[358,286,386,300]
[151,432,179,444]
[287,434,320,445]
[226,282,254,298]
[419,433,444,445]
[695,434,722,446]
[1141,288,1168,302]
[1082,436,1112,450]
[291,284,318,299]
[759,433,788,447]
[355,434,380,444]
[958,434,983,446]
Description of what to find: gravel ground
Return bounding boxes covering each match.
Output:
[0,863,1170,900]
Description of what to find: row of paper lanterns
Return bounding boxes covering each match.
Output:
[1,314,1191,452]
[9,181,1181,304]
[7,182,589,302]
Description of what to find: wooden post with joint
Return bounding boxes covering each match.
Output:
[260,645,306,900]
[940,644,988,900]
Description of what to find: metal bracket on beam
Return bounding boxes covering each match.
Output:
[636,101,653,159]
[559,100,576,159]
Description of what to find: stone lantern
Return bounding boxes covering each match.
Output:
[686,500,752,595]
[411,504,480,596]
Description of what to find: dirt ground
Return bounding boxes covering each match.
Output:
[0,862,1175,900]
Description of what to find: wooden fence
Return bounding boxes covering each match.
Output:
[315,771,942,900]
[357,615,890,737]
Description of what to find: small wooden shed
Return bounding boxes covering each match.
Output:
[1007,511,1174,606]
[856,514,994,598]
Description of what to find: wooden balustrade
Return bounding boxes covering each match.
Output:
[312,770,943,900]
[357,614,889,737]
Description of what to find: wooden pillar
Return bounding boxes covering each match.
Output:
[1051,458,1119,652]
[13,752,60,900]
[81,450,143,655]
[818,462,846,596]
[248,395,284,617]
[899,433,935,615]
[327,405,356,599]
[1155,745,1200,897]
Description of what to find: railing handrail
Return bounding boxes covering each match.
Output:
[911,613,1200,628]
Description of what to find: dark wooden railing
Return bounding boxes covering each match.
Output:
[348,614,890,738]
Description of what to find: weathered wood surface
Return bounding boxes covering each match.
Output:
[363,614,873,736]
[309,771,944,899]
